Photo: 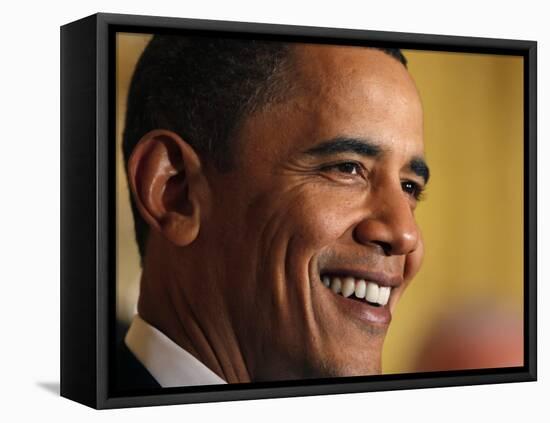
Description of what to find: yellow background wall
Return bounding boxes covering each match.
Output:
[385,49,523,373]
[116,34,524,374]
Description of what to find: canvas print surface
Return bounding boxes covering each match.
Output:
[114,32,524,391]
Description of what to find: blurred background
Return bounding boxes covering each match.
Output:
[116,33,524,374]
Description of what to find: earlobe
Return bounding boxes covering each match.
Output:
[127,129,204,247]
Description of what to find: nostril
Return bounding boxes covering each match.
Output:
[371,240,393,256]
[352,222,394,255]
[353,206,420,256]
[369,241,393,256]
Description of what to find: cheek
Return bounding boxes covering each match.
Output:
[286,192,356,248]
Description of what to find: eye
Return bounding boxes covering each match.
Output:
[336,162,361,175]
[323,162,363,176]
[401,180,425,201]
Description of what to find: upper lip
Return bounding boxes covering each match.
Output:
[319,269,403,288]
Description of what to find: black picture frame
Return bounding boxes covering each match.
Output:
[60,12,537,409]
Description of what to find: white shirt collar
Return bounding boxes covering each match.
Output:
[124,314,227,387]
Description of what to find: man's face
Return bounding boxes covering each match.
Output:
[200,45,426,381]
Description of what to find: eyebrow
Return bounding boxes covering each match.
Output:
[304,136,430,185]
[409,157,430,185]
[303,136,383,158]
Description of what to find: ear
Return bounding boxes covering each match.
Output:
[127,129,205,247]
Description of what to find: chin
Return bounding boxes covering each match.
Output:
[301,355,382,380]
[296,336,385,379]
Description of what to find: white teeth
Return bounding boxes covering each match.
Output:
[341,277,355,297]
[354,280,366,298]
[365,282,380,303]
[322,275,391,306]
[378,286,391,306]
[330,277,342,294]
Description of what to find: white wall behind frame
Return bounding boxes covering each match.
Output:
[0,0,546,421]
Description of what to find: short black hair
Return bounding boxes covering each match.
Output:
[122,34,407,261]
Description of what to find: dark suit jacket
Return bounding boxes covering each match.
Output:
[115,330,162,392]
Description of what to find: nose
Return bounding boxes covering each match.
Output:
[353,186,420,256]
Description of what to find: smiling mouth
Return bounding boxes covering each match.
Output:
[320,275,391,307]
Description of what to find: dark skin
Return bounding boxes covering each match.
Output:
[128,45,427,383]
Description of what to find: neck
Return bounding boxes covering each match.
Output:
[137,236,251,383]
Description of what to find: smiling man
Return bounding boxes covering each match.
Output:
[118,35,429,389]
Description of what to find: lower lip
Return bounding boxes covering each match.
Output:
[327,286,392,325]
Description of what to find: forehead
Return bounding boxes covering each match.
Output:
[291,44,418,103]
[237,43,424,163]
